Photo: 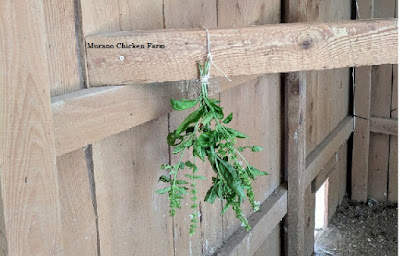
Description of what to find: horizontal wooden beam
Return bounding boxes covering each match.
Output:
[311,154,337,193]
[86,19,398,85]
[52,75,260,156]
[305,116,353,187]
[213,186,287,256]
[370,116,398,135]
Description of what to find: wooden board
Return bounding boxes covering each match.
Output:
[163,2,223,255]
[56,150,98,255]
[92,117,174,255]
[43,1,99,255]
[217,0,282,242]
[327,166,340,222]
[0,0,63,254]
[352,117,370,201]
[388,136,398,202]
[85,19,398,85]
[338,144,348,205]
[304,184,315,256]
[44,0,84,96]
[253,225,281,256]
[213,186,287,256]
[370,117,398,135]
[285,72,307,256]
[305,116,353,186]
[368,133,390,201]
[52,75,260,156]
[80,1,174,255]
[392,65,398,118]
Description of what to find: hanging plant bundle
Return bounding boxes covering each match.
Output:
[156,58,268,235]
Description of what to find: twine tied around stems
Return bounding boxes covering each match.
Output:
[199,27,232,85]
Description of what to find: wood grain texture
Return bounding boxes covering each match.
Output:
[52,75,260,156]
[80,1,173,255]
[354,66,372,118]
[0,0,63,254]
[388,136,398,202]
[285,72,307,256]
[370,116,398,135]
[338,143,348,205]
[43,1,98,254]
[312,153,337,193]
[327,164,339,222]
[92,118,173,256]
[304,184,315,256]
[391,65,398,118]
[305,0,351,155]
[44,0,84,97]
[305,116,353,187]
[352,117,370,201]
[368,133,390,201]
[253,225,281,256]
[213,186,287,256]
[56,150,98,255]
[86,19,398,85]
[220,75,282,239]
[217,0,282,243]
[163,2,223,255]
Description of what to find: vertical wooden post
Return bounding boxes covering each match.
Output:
[351,0,373,202]
[1,0,63,255]
[284,1,308,255]
[285,72,307,256]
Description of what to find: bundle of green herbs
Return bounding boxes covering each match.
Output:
[156,58,268,235]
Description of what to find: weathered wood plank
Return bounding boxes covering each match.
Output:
[92,117,173,256]
[368,133,390,201]
[217,0,282,243]
[43,1,99,254]
[51,75,259,156]
[312,153,337,193]
[388,136,398,202]
[80,1,174,255]
[0,0,63,254]
[163,2,223,255]
[351,0,373,202]
[304,184,315,256]
[338,144,348,205]
[56,149,98,255]
[305,116,353,186]
[352,117,370,201]
[213,186,287,256]
[285,71,307,256]
[392,65,398,118]
[253,225,281,256]
[86,19,398,85]
[370,116,398,135]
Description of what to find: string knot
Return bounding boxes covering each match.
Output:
[202,27,232,82]
[200,74,209,83]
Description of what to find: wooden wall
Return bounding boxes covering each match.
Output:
[1,0,374,255]
[352,0,398,203]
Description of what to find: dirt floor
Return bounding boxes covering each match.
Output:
[314,197,398,256]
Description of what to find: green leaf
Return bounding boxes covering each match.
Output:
[167,132,183,146]
[204,186,217,203]
[223,113,233,124]
[227,128,248,139]
[221,203,229,215]
[176,109,202,134]
[238,146,245,152]
[156,187,171,194]
[197,131,213,148]
[176,180,189,185]
[171,99,198,111]
[202,111,214,125]
[185,161,195,168]
[159,175,170,182]
[173,143,186,154]
[247,166,268,179]
[251,146,264,152]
